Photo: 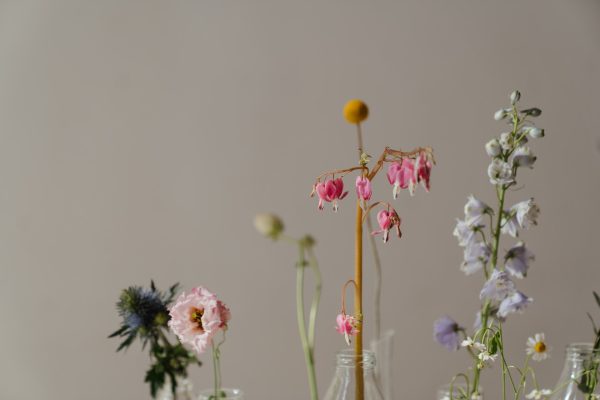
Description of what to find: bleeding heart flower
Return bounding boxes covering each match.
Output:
[355,176,372,201]
[371,209,401,243]
[315,178,348,211]
[386,159,416,198]
[415,152,433,192]
[336,313,359,346]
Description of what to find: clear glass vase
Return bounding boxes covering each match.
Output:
[323,350,384,400]
[550,343,599,400]
[371,329,395,400]
[197,388,244,400]
[156,378,194,400]
[436,383,482,400]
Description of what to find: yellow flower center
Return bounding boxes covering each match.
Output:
[534,341,546,353]
[190,307,205,332]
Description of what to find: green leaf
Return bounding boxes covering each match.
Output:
[587,312,598,335]
[116,332,137,352]
[108,325,128,338]
[151,280,157,292]
[594,291,600,309]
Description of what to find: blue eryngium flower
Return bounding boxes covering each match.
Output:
[434,316,461,351]
[480,269,515,302]
[498,291,532,318]
[118,286,168,332]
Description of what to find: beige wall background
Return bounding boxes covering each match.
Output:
[1,1,600,399]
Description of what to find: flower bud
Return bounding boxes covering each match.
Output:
[528,127,545,138]
[254,213,284,239]
[510,90,521,105]
[494,109,507,121]
[521,108,542,117]
[485,138,502,157]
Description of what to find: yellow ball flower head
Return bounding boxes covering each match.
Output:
[343,99,369,124]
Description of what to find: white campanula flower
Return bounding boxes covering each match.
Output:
[528,127,545,139]
[526,333,551,362]
[478,350,498,362]
[499,132,513,151]
[485,138,502,157]
[498,290,532,318]
[514,198,540,229]
[505,242,535,279]
[526,389,553,400]
[512,146,537,168]
[488,159,515,185]
[453,219,481,247]
[464,195,492,225]
[494,108,511,121]
[480,269,515,302]
[510,90,521,105]
[501,208,520,238]
[461,241,491,275]
[461,337,487,352]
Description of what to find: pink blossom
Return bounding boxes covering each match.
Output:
[355,176,372,201]
[315,178,348,211]
[336,313,359,346]
[386,159,416,198]
[371,209,401,243]
[168,286,231,355]
[415,152,433,191]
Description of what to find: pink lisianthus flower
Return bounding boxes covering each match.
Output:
[415,152,433,191]
[315,178,348,211]
[336,313,359,346]
[386,159,416,198]
[371,209,401,243]
[355,176,372,201]
[168,286,231,356]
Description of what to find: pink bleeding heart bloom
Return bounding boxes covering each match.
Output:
[386,159,417,198]
[336,313,359,346]
[372,209,402,243]
[355,176,372,201]
[415,152,433,191]
[168,286,231,356]
[315,178,348,211]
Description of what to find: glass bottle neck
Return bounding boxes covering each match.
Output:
[564,343,599,362]
[335,349,376,371]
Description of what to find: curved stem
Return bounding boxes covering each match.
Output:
[354,200,365,400]
[306,247,322,351]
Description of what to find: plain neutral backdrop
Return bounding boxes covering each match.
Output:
[1,1,599,399]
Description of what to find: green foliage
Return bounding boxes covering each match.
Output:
[578,291,600,396]
[109,281,201,398]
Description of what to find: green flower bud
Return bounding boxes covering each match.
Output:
[510,90,521,105]
[254,213,284,239]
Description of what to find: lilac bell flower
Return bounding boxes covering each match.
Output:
[453,219,481,247]
[480,269,515,302]
[498,291,533,318]
[434,316,462,351]
[514,198,540,229]
[464,195,492,226]
[461,241,491,275]
[505,242,535,279]
[488,159,515,185]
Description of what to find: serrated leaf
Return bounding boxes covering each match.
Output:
[587,313,598,335]
[594,292,600,308]
[108,325,128,338]
[151,280,157,292]
[116,332,136,352]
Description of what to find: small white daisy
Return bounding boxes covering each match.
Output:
[461,337,487,352]
[526,333,551,361]
[478,351,498,362]
[526,389,552,400]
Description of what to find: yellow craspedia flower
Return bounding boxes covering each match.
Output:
[343,99,369,124]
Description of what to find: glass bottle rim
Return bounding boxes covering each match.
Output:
[565,342,599,360]
[335,349,376,368]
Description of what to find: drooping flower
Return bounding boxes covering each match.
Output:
[371,209,401,243]
[494,108,511,121]
[433,316,462,351]
[336,313,359,346]
[499,132,514,151]
[473,307,505,332]
[480,269,515,302]
[386,159,416,198]
[512,146,537,168]
[505,242,535,278]
[526,389,553,400]
[501,208,520,238]
[464,195,492,225]
[485,138,502,157]
[513,198,540,229]
[168,286,231,356]
[488,159,515,185]
[315,178,348,211]
[461,241,491,275]
[526,333,551,362]
[355,176,372,201]
[453,219,481,247]
[498,290,532,318]
[415,152,433,192]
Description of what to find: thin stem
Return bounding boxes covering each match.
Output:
[306,247,322,351]
[212,344,220,400]
[355,200,365,400]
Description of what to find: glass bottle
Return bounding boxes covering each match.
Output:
[323,350,384,400]
[197,388,244,400]
[551,343,599,400]
[436,383,483,400]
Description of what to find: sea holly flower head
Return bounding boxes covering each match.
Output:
[464,195,492,226]
[488,159,515,185]
[434,316,462,351]
[526,333,551,361]
[498,290,532,318]
[336,313,359,346]
[386,159,416,198]
[415,151,433,192]
[315,178,348,211]
[355,176,372,201]
[480,269,516,302]
[505,242,535,279]
[372,209,401,243]
[461,241,491,275]
[453,219,481,247]
[526,389,553,400]
[512,146,537,168]
[168,286,231,356]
